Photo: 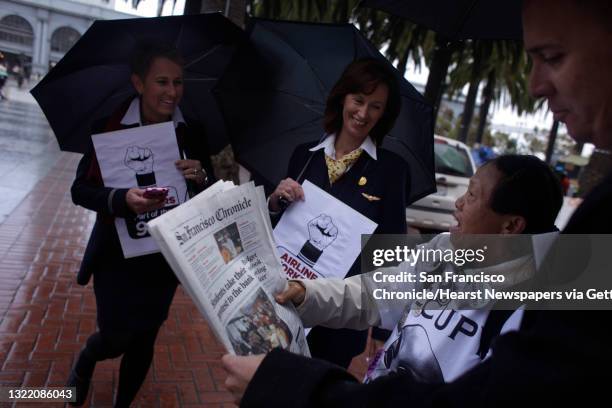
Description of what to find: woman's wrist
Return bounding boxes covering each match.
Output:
[267,194,281,213]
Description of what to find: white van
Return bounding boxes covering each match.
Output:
[406,135,477,231]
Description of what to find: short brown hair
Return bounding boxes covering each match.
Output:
[130,42,184,79]
[323,58,401,145]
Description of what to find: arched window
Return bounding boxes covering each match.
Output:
[51,26,80,53]
[0,15,34,45]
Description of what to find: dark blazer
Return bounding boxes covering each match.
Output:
[284,142,408,368]
[71,100,215,331]
[241,172,612,408]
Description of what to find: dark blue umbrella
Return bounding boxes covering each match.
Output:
[360,0,522,40]
[214,18,435,204]
[31,13,245,154]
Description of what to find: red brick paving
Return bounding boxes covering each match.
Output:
[0,153,372,407]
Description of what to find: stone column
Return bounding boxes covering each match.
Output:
[31,20,43,76]
[31,9,50,77]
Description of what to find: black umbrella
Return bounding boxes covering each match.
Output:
[360,0,522,40]
[31,13,245,154]
[214,18,435,204]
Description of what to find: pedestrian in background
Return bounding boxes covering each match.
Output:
[0,52,9,101]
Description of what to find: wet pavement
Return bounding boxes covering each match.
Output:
[0,81,369,407]
[0,83,62,224]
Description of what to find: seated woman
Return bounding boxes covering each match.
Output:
[222,154,564,406]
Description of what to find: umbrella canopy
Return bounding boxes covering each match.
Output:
[360,0,522,40]
[31,13,245,154]
[214,18,435,204]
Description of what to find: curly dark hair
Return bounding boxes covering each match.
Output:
[323,58,401,145]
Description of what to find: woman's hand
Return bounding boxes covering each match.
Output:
[275,281,306,306]
[125,188,166,214]
[222,354,265,405]
[176,159,208,185]
[269,178,304,212]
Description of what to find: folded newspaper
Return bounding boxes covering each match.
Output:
[148,181,310,356]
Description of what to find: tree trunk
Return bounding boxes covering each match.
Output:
[424,34,457,123]
[458,77,479,143]
[184,0,203,14]
[574,142,584,155]
[458,47,484,144]
[545,120,559,164]
[397,43,410,77]
[476,69,495,144]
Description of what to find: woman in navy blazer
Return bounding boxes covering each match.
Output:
[268,58,408,368]
[68,43,215,407]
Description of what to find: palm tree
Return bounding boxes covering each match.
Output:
[251,0,361,23]
[447,40,489,143]
[221,1,557,156]
[382,16,430,78]
[444,38,539,145]
[475,69,495,144]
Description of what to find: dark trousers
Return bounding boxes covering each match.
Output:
[74,326,160,407]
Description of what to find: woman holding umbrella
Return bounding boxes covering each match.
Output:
[68,43,215,407]
[268,58,408,368]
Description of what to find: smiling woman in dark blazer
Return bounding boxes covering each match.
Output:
[268,58,408,368]
[68,43,215,407]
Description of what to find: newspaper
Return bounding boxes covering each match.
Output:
[148,181,310,356]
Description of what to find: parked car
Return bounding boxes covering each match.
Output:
[406,135,477,231]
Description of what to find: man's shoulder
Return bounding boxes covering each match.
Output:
[564,173,612,233]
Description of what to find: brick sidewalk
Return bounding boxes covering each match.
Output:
[0,153,370,407]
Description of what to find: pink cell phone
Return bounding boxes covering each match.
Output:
[143,187,169,199]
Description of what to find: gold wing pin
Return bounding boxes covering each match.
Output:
[361,193,381,201]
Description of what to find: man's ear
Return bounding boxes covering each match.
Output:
[501,215,526,234]
[131,74,144,94]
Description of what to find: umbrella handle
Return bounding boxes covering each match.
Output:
[293,134,328,184]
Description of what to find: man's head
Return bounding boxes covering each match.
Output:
[523,0,612,149]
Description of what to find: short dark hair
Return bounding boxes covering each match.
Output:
[323,58,401,145]
[130,42,184,79]
[571,0,612,32]
[524,0,612,33]
[487,155,563,234]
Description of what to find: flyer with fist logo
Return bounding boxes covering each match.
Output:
[92,122,186,258]
[273,180,377,280]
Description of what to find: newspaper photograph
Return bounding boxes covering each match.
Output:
[148,181,310,357]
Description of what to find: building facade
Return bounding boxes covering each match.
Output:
[0,0,138,77]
